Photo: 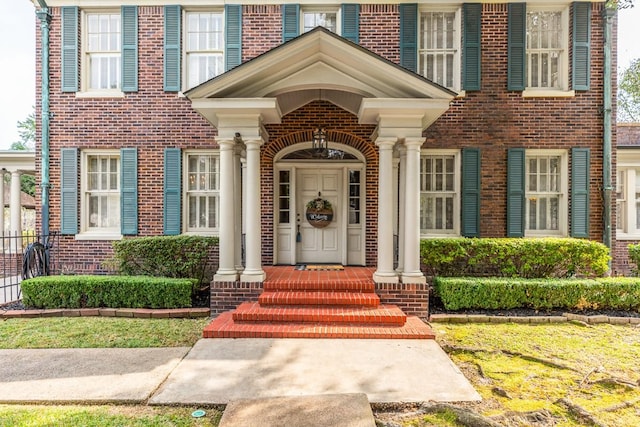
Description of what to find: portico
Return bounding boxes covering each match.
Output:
[0,151,36,239]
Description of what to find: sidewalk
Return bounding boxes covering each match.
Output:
[0,338,480,405]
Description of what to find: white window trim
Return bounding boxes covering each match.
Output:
[77,149,123,241]
[418,5,461,92]
[524,4,570,94]
[420,149,461,237]
[182,8,226,91]
[524,149,568,237]
[616,150,640,240]
[79,9,125,98]
[182,150,221,236]
[300,6,341,35]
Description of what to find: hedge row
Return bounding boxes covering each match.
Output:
[421,238,610,278]
[21,275,193,309]
[434,277,640,311]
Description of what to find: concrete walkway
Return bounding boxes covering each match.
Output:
[0,339,480,405]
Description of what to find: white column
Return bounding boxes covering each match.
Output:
[241,139,266,282]
[402,138,426,284]
[214,139,239,282]
[396,146,406,274]
[234,146,244,272]
[10,171,22,236]
[0,170,5,235]
[373,138,399,283]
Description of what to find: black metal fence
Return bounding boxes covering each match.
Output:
[0,231,58,305]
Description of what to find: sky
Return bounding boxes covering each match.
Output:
[1,2,640,150]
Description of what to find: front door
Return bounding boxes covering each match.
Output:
[297,169,342,263]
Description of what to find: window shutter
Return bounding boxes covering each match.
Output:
[399,4,418,73]
[507,3,526,91]
[120,148,138,235]
[61,6,78,93]
[164,5,181,92]
[462,3,481,91]
[60,148,78,235]
[571,148,590,238]
[225,5,242,71]
[121,6,138,92]
[572,2,591,91]
[282,4,300,42]
[164,148,182,235]
[461,148,481,237]
[341,4,359,44]
[507,148,525,237]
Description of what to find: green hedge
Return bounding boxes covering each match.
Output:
[21,275,193,309]
[434,276,640,311]
[421,238,609,278]
[627,243,640,275]
[108,235,218,285]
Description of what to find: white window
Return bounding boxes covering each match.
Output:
[525,150,568,236]
[85,12,121,91]
[420,150,460,236]
[419,8,460,91]
[186,11,224,89]
[616,151,640,239]
[80,151,120,237]
[184,152,220,233]
[526,7,569,91]
[302,8,338,34]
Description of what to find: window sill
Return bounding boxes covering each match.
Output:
[76,90,125,99]
[524,232,566,238]
[183,230,219,237]
[420,233,460,239]
[616,233,640,241]
[522,89,575,98]
[75,232,123,241]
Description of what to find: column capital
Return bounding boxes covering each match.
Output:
[217,138,236,150]
[243,138,264,149]
[375,137,397,149]
[403,137,425,149]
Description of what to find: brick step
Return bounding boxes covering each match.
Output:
[232,302,407,325]
[263,280,375,293]
[203,312,436,339]
[258,291,380,307]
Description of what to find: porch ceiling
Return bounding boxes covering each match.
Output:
[185,27,456,130]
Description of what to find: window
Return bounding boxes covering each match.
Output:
[616,151,640,238]
[85,12,121,90]
[185,153,220,232]
[420,151,459,235]
[526,7,568,90]
[348,170,361,225]
[525,150,568,236]
[302,9,338,33]
[186,11,224,89]
[419,9,460,91]
[81,151,120,234]
[279,170,291,224]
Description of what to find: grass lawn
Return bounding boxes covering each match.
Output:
[0,317,209,348]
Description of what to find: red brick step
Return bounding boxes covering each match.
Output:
[258,291,380,307]
[263,280,375,292]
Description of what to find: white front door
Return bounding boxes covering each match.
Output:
[297,169,342,263]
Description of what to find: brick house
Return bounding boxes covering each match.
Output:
[32,0,616,317]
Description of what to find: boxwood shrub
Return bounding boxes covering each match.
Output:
[434,276,640,311]
[421,237,609,278]
[21,275,193,309]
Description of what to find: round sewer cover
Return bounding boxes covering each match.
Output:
[191,410,206,418]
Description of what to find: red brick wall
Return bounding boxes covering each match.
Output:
[618,123,640,146]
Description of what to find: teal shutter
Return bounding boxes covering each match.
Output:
[164,148,182,235]
[164,5,181,92]
[571,148,590,238]
[572,2,591,91]
[341,4,360,44]
[399,4,418,73]
[461,148,481,237]
[120,148,138,235]
[225,5,242,70]
[282,4,300,42]
[121,6,138,92]
[507,148,525,237]
[507,3,526,91]
[462,3,481,91]
[61,6,78,92]
[60,148,78,235]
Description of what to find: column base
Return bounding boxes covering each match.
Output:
[240,270,266,283]
[214,271,239,282]
[373,271,399,284]
[401,272,426,284]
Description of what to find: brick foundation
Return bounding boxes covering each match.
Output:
[375,282,429,318]
[210,280,264,315]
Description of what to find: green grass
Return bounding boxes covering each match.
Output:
[0,405,222,427]
[0,317,209,348]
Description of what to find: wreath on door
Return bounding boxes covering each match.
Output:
[305,198,333,228]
